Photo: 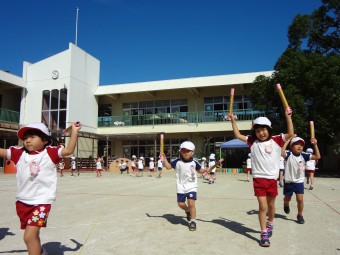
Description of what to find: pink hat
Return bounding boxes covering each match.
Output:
[18,123,51,140]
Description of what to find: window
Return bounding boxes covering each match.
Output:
[41,89,67,130]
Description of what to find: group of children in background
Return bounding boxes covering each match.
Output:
[129,155,163,178]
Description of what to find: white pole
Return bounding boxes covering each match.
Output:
[75,7,79,45]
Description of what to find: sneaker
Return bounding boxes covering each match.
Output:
[309,186,313,190]
[259,232,270,247]
[284,204,290,214]
[266,222,273,237]
[189,221,196,231]
[297,215,305,224]
[306,180,309,184]
[186,211,191,221]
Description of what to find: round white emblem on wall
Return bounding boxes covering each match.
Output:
[51,70,60,80]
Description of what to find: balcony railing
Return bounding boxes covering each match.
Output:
[98,110,265,127]
[0,108,20,123]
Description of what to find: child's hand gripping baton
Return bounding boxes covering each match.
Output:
[276,84,292,115]
[62,122,81,135]
[226,88,235,120]
[207,158,224,173]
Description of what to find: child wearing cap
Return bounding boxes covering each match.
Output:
[149,157,155,177]
[229,110,293,247]
[281,136,320,224]
[305,148,317,190]
[137,156,145,177]
[161,141,208,231]
[207,153,217,184]
[0,122,81,255]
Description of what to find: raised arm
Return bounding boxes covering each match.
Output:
[282,134,296,157]
[160,153,172,170]
[228,113,247,142]
[283,110,294,140]
[61,122,82,157]
[310,138,321,160]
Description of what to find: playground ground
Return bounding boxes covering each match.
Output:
[0,170,339,255]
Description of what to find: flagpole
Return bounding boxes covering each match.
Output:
[75,7,79,45]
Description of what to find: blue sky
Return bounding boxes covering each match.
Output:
[1,0,321,85]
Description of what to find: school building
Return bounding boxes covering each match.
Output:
[0,43,337,171]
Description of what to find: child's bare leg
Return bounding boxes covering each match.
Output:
[310,173,314,187]
[177,201,188,212]
[266,196,276,222]
[296,194,304,215]
[257,196,268,231]
[24,226,42,255]
[187,199,196,220]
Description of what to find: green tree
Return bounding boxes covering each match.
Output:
[250,0,340,145]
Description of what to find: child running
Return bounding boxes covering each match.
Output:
[305,148,317,190]
[281,136,320,224]
[161,141,208,231]
[96,156,103,177]
[229,111,293,247]
[137,156,145,177]
[57,159,65,177]
[149,157,155,177]
[207,153,217,184]
[0,122,81,255]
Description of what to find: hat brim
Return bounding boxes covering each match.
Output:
[17,127,43,140]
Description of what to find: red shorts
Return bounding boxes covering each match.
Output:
[149,168,155,172]
[132,166,136,171]
[305,170,315,174]
[16,201,51,229]
[245,168,252,173]
[253,178,278,197]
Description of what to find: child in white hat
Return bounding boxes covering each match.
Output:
[228,111,294,247]
[161,141,208,231]
[305,148,317,190]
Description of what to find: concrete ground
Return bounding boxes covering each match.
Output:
[0,170,339,255]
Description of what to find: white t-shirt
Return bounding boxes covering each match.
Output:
[149,161,155,169]
[306,158,316,170]
[8,145,63,205]
[208,160,216,173]
[157,159,163,168]
[138,160,144,169]
[170,157,201,194]
[96,160,102,170]
[284,151,311,183]
[279,156,285,170]
[246,158,252,168]
[247,134,286,180]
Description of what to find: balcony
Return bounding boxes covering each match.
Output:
[0,108,20,123]
[98,110,264,128]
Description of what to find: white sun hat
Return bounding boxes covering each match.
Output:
[179,141,195,151]
[290,137,305,146]
[18,123,51,140]
[252,117,272,128]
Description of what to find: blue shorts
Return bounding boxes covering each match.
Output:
[283,182,304,197]
[158,167,162,171]
[177,192,197,202]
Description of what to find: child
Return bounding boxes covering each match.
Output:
[130,155,137,176]
[57,159,65,177]
[0,122,81,255]
[96,156,103,177]
[118,159,128,174]
[149,157,155,177]
[156,156,163,178]
[282,136,320,224]
[245,153,252,182]
[208,153,217,184]
[305,148,317,190]
[200,157,209,180]
[229,111,293,247]
[137,156,145,177]
[161,141,208,231]
[278,156,285,187]
[70,156,79,176]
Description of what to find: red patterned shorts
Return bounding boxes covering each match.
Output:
[16,201,51,229]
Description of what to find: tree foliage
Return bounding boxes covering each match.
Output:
[250,0,340,144]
